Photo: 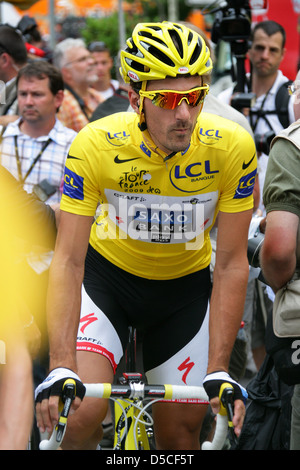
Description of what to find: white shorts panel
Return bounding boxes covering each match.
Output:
[76,285,123,372]
[145,305,209,396]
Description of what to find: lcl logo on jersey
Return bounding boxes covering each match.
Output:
[234,169,257,199]
[169,161,219,193]
[106,131,130,147]
[198,127,223,145]
[63,167,84,200]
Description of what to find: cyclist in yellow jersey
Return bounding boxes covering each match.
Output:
[35,22,257,449]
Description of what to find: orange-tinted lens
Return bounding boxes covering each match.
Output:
[152,89,206,109]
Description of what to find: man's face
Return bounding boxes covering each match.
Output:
[64,46,97,85]
[18,76,63,123]
[248,29,285,78]
[92,51,113,82]
[140,75,204,155]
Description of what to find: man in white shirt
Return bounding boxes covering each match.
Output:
[88,41,119,101]
[218,20,295,372]
[0,60,77,205]
[218,21,294,213]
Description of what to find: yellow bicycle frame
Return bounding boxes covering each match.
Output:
[113,397,151,450]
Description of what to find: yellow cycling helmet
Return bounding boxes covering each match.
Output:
[120,21,213,84]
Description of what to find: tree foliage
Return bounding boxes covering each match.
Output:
[80,0,192,61]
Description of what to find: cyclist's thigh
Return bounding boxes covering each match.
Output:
[152,401,208,450]
[62,351,114,449]
[77,283,126,372]
[144,301,210,386]
[143,287,210,450]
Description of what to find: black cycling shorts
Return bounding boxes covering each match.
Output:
[77,244,211,387]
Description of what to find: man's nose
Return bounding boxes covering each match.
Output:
[175,99,191,119]
[261,47,270,59]
[24,94,34,105]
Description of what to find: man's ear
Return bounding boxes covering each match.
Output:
[128,89,140,114]
[54,89,65,112]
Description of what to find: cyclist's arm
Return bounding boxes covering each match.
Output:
[47,210,94,372]
[260,210,299,292]
[36,211,93,434]
[208,209,251,432]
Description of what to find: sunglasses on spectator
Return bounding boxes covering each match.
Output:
[139,85,209,110]
[87,41,108,52]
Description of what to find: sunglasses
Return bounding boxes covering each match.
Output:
[88,41,108,52]
[139,85,209,110]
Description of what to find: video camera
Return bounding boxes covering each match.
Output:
[211,0,255,108]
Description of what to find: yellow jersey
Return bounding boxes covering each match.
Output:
[61,111,257,279]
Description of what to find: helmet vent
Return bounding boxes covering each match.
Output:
[189,37,202,66]
[138,30,165,47]
[187,31,193,45]
[125,57,145,73]
[140,40,175,67]
[168,29,183,59]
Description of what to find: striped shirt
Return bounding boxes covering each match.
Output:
[0,118,77,204]
[57,88,103,132]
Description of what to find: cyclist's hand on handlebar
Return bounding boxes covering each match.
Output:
[35,367,86,434]
[203,371,247,437]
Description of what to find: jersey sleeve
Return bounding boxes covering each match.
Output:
[218,125,257,213]
[60,124,102,216]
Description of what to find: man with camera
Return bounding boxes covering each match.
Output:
[218,20,294,213]
[218,20,295,372]
[261,70,300,449]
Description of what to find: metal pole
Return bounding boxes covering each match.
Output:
[118,0,126,48]
[168,0,179,22]
[48,0,56,49]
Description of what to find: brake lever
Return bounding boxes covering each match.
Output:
[56,379,76,442]
[219,382,238,446]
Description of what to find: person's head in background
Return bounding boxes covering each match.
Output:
[0,24,27,83]
[53,38,97,91]
[88,41,118,95]
[248,20,286,80]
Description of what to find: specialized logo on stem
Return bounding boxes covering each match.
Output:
[169,160,219,192]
